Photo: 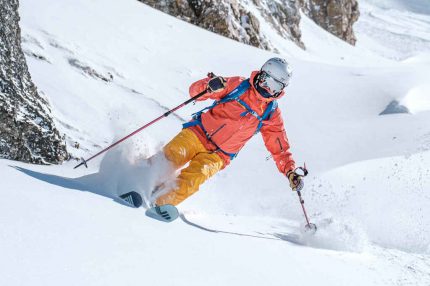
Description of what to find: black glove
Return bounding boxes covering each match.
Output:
[207,75,226,92]
[287,170,304,191]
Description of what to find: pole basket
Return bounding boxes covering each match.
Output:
[74,157,88,169]
[304,223,317,234]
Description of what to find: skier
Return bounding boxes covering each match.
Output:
[152,57,303,206]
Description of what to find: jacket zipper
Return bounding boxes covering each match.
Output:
[276,137,283,152]
[208,123,226,139]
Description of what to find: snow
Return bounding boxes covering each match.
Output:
[1,0,429,285]
[363,0,430,15]
[355,0,430,60]
[401,84,430,114]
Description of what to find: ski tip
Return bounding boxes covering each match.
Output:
[146,204,179,223]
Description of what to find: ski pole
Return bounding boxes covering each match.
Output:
[74,89,208,169]
[293,164,317,232]
[296,191,316,232]
[296,190,311,226]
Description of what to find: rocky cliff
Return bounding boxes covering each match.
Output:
[140,0,303,51]
[300,0,359,45]
[139,0,359,50]
[0,0,68,164]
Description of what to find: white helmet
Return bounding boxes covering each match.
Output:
[256,57,292,98]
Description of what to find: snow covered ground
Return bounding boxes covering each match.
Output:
[356,0,430,60]
[1,0,429,285]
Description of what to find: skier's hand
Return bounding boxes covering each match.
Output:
[287,170,304,191]
[207,75,227,93]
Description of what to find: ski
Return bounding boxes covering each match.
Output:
[119,191,143,208]
[145,204,179,222]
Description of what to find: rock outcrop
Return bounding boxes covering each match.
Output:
[301,0,359,45]
[140,0,304,51]
[0,0,68,164]
[139,0,359,50]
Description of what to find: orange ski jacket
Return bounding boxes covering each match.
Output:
[186,71,296,175]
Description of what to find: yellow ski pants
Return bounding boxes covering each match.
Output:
[155,128,224,206]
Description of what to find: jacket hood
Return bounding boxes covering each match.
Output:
[249,70,285,102]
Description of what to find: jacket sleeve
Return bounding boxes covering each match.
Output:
[260,107,296,175]
[189,76,243,101]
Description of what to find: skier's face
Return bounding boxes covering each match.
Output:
[258,72,285,98]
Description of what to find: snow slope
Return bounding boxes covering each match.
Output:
[1,0,429,285]
[4,159,429,286]
[356,0,430,60]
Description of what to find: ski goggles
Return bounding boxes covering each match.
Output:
[258,71,286,97]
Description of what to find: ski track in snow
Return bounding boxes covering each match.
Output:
[1,0,429,285]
